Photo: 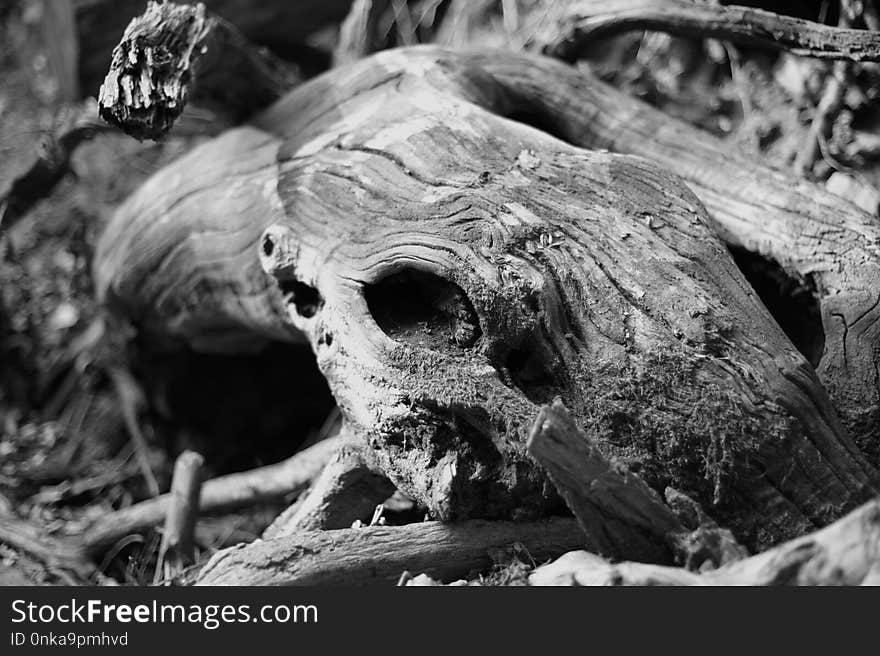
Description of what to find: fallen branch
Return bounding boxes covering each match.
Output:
[262,444,395,538]
[98,1,300,140]
[195,517,585,585]
[527,399,747,568]
[535,0,880,62]
[530,498,880,585]
[527,399,684,563]
[794,10,853,174]
[154,450,203,584]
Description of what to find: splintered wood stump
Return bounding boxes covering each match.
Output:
[95,46,880,551]
[98,1,300,141]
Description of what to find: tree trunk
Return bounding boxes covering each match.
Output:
[95,45,880,552]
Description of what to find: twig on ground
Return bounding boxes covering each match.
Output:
[153,450,203,584]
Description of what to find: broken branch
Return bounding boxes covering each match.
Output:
[527,399,747,568]
[195,517,585,585]
[527,398,684,563]
[535,0,880,62]
[154,450,203,584]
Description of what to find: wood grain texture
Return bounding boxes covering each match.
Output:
[466,51,880,469]
[95,47,880,550]
[195,517,585,585]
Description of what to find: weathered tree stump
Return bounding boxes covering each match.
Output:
[95,43,880,551]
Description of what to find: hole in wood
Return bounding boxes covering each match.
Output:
[262,234,275,258]
[503,336,563,405]
[278,278,323,318]
[364,268,481,349]
[728,245,825,368]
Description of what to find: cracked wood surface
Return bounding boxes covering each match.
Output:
[96,47,880,550]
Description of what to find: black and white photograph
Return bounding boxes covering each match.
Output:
[1,0,879,613]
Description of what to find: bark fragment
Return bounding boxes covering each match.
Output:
[98,1,300,141]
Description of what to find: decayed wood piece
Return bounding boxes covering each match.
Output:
[534,0,880,62]
[71,0,353,98]
[263,443,395,537]
[529,498,880,585]
[154,450,203,584]
[469,51,880,469]
[98,1,300,141]
[96,47,879,551]
[195,517,585,585]
[528,399,747,567]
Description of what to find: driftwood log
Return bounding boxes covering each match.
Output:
[94,17,880,556]
[92,3,880,473]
